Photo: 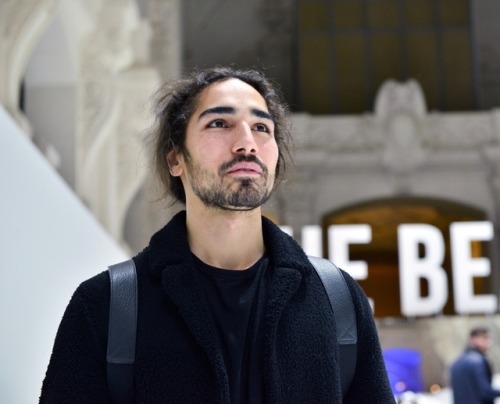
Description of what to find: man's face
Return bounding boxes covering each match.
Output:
[471,333,492,353]
[169,78,279,211]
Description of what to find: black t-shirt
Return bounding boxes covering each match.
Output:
[193,254,269,404]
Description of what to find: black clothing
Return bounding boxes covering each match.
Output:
[193,254,269,403]
[40,211,394,403]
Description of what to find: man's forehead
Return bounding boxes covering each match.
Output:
[196,79,266,105]
[192,79,272,119]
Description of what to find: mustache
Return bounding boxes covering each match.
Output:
[219,155,268,176]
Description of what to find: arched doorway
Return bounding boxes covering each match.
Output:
[323,196,488,317]
[23,4,80,188]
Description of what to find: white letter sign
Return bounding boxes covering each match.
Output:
[328,224,371,280]
[398,224,448,316]
[301,225,322,257]
[451,221,495,314]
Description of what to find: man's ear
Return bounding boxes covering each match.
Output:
[167,149,183,177]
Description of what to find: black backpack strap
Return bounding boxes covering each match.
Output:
[308,256,358,398]
[105,256,357,400]
[107,259,138,404]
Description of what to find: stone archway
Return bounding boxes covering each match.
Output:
[322,196,488,317]
[0,0,59,133]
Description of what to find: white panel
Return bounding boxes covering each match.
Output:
[0,106,127,403]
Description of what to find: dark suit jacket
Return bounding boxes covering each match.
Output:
[451,347,500,404]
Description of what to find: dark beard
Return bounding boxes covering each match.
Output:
[187,154,273,211]
[194,176,271,211]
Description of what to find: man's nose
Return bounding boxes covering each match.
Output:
[232,123,258,155]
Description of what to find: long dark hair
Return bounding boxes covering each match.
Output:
[150,66,293,203]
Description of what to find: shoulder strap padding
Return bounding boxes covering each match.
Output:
[308,255,358,397]
[107,259,137,404]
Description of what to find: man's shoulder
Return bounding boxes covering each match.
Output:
[463,349,485,363]
[79,269,110,287]
[453,349,485,369]
[72,270,111,304]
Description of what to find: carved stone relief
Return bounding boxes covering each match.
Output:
[292,79,499,155]
[0,0,58,134]
[76,0,160,249]
[288,78,500,229]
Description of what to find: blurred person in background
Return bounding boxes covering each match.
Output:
[450,326,500,404]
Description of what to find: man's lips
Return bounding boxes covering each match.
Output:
[226,162,263,175]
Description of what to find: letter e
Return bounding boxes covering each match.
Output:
[451,221,495,314]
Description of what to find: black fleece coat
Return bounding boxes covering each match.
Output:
[40,211,394,403]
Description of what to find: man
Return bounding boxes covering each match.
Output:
[40,67,394,403]
[450,327,500,404]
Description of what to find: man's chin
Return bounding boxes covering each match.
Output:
[204,198,267,212]
[219,205,260,212]
[194,183,272,211]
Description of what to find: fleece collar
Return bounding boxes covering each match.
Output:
[145,210,313,279]
[142,211,314,402]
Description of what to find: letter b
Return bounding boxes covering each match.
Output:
[398,224,448,316]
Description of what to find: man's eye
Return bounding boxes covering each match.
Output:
[253,123,270,133]
[207,120,226,128]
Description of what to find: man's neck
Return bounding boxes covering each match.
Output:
[185,204,265,270]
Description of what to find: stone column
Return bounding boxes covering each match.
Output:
[143,0,181,82]
[482,143,500,288]
[256,0,293,101]
[76,0,159,250]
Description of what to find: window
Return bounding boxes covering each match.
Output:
[295,0,476,113]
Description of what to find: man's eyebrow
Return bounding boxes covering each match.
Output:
[198,106,235,120]
[252,108,274,122]
[197,106,274,122]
